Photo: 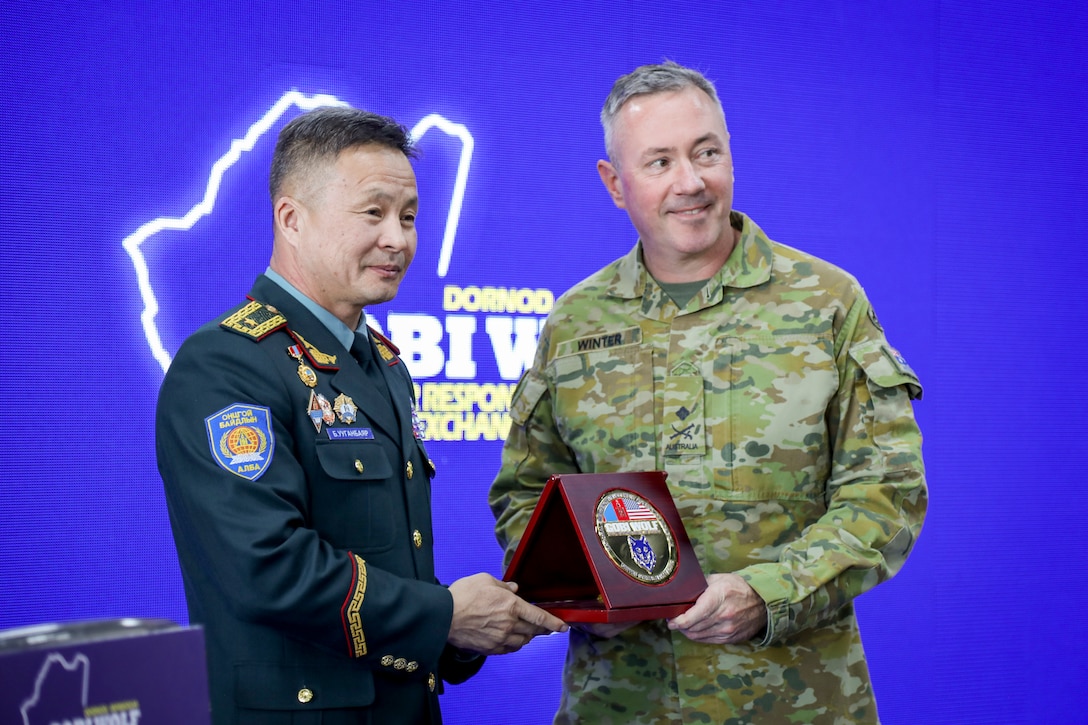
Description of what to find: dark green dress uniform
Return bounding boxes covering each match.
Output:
[157,275,482,724]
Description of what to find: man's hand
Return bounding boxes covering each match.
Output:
[667,573,767,644]
[447,573,568,655]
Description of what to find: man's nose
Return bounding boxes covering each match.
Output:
[379,219,411,251]
[671,159,706,195]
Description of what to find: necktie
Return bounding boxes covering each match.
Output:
[352,332,393,407]
[351,331,378,372]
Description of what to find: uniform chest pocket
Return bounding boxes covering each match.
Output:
[316,439,394,481]
[313,440,395,552]
[706,333,837,500]
[550,343,655,470]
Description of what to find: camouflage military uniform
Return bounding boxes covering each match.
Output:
[490,213,926,724]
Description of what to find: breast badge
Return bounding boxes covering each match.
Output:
[594,490,677,585]
[204,403,275,480]
[334,394,358,424]
[307,391,325,432]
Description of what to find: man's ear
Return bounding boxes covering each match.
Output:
[273,195,304,247]
[597,159,626,210]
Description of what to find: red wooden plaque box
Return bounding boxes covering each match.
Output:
[503,471,707,623]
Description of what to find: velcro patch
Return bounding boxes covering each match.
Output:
[556,326,642,358]
[205,403,275,480]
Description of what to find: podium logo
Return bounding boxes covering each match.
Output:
[19,653,143,725]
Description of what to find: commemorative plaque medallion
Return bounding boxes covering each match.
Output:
[594,490,677,585]
[503,471,707,622]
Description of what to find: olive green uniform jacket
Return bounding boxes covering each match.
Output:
[490,214,926,724]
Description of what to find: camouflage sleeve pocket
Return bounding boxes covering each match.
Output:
[849,339,924,473]
[509,368,548,426]
[848,339,923,400]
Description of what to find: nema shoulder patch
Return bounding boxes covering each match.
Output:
[220,300,287,340]
[205,403,275,480]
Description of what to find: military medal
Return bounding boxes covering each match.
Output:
[594,490,677,585]
[287,345,318,388]
[317,393,335,425]
[411,401,426,440]
[333,394,358,424]
[307,391,324,432]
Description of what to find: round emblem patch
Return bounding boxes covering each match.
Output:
[594,489,677,585]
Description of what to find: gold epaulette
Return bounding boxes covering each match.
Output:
[220,300,287,340]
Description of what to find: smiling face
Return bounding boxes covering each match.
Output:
[597,86,735,283]
[271,143,418,328]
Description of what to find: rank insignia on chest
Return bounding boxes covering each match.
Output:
[204,403,275,480]
[662,376,705,456]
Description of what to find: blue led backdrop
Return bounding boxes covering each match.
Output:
[2,2,1086,722]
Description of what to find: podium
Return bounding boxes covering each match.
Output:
[0,618,211,724]
[504,471,707,622]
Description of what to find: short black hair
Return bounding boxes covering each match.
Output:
[268,106,416,200]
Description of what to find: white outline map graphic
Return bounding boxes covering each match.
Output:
[123,90,474,373]
[19,653,90,725]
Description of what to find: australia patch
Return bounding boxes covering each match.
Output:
[205,403,275,480]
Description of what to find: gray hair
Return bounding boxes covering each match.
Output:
[269,106,416,201]
[601,60,722,161]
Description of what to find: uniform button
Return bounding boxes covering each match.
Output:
[413,530,423,549]
[354,459,364,474]
[394,658,407,670]
[428,673,436,692]
[406,461,414,479]
[297,688,314,704]
[426,458,436,477]
[406,661,419,673]
[381,655,394,667]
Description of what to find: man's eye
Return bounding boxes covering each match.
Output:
[698,148,720,160]
[402,213,417,224]
[649,158,669,170]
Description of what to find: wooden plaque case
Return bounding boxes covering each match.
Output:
[503,471,707,623]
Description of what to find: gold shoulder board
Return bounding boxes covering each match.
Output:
[220,300,287,340]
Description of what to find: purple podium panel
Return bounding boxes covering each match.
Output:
[0,619,210,724]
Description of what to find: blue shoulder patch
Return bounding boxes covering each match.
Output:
[205,403,275,480]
